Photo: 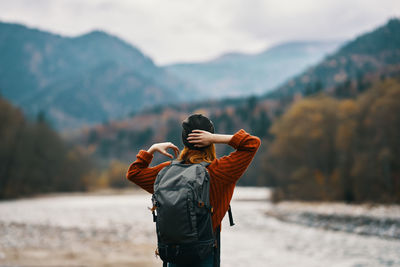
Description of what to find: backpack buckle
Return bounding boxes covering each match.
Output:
[148,205,157,212]
[148,206,157,222]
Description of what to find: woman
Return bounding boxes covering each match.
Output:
[126,114,261,266]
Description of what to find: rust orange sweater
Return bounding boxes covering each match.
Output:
[126,129,261,231]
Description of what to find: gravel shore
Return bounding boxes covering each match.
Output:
[1,221,157,267]
[266,201,400,239]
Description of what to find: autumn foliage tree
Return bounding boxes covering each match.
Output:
[0,98,92,199]
[265,78,400,203]
[266,95,340,200]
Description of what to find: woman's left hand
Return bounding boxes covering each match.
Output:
[147,142,180,158]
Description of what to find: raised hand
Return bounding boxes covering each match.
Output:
[148,142,180,158]
[187,129,215,148]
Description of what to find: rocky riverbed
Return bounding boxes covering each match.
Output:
[0,187,399,267]
[266,201,400,240]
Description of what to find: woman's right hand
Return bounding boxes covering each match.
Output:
[187,129,215,147]
[147,142,180,159]
[188,129,233,146]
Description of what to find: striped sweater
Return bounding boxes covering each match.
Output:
[126,129,261,231]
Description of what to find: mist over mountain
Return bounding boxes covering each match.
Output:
[0,22,196,129]
[267,18,400,99]
[164,41,342,98]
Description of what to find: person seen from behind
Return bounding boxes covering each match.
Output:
[126,114,261,266]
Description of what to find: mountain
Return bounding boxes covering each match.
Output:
[267,18,400,98]
[164,41,342,98]
[71,18,400,157]
[0,22,196,129]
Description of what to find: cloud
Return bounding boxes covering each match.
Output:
[0,0,399,65]
[229,0,400,40]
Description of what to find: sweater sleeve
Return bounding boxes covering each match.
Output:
[207,129,261,184]
[126,150,171,194]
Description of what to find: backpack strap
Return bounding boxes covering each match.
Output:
[213,226,221,267]
[199,161,235,227]
[171,159,183,165]
[228,205,235,226]
[199,161,211,168]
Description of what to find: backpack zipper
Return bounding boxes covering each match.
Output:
[187,196,193,231]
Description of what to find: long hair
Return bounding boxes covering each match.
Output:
[178,144,217,164]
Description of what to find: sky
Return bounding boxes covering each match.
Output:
[0,0,399,65]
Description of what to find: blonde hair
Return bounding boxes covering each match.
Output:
[178,144,216,164]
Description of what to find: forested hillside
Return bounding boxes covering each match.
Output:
[0,96,92,199]
[264,76,400,203]
[267,18,400,99]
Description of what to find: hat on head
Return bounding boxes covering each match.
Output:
[182,114,215,150]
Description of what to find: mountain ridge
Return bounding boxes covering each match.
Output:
[164,40,342,98]
[0,21,196,129]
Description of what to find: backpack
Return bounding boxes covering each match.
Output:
[151,160,215,265]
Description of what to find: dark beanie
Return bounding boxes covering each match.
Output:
[182,114,215,150]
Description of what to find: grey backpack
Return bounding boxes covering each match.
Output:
[151,160,215,265]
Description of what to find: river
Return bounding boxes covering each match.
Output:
[0,187,399,266]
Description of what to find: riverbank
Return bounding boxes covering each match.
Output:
[0,221,157,267]
[266,201,400,239]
